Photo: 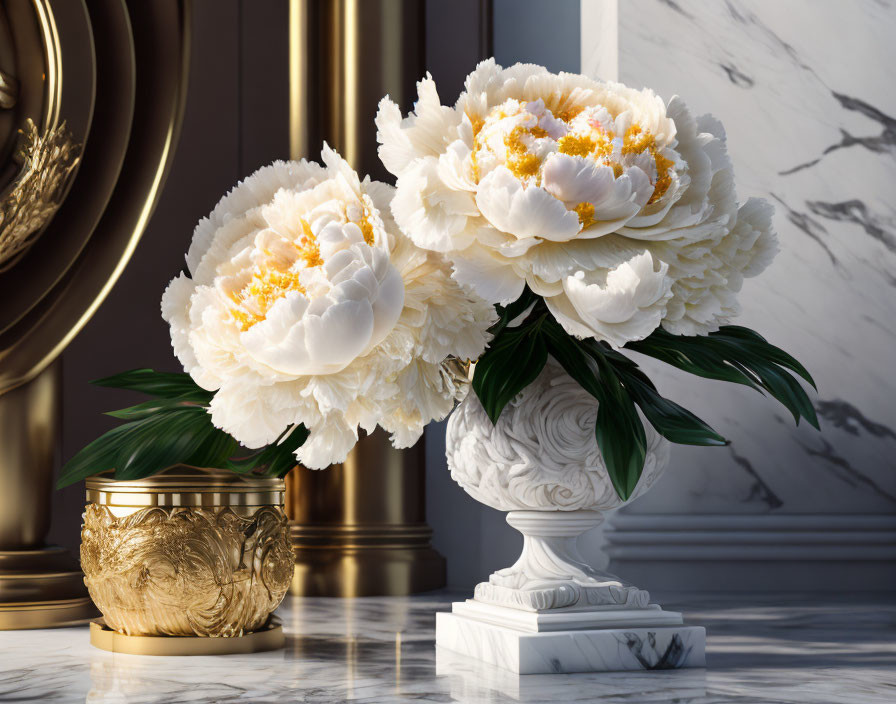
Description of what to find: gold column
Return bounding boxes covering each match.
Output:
[286,0,445,596]
[0,362,96,628]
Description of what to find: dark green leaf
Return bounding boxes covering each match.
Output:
[112,409,223,481]
[489,287,541,337]
[226,425,310,478]
[59,366,310,486]
[591,360,647,501]
[473,320,548,424]
[540,319,645,500]
[615,369,728,446]
[91,368,213,402]
[541,320,602,398]
[627,326,818,430]
[712,326,816,388]
[628,332,760,389]
[57,422,136,488]
[105,395,211,420]
[185,427,240,469]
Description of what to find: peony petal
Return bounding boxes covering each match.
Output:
[161,274,200,376]
[188,159,327,274]
[451,250,525,305]
[375,75,461,177]
[366,258,406,353]
[296,416,359,469]
[476,167,581,241]
[556,251,672,347]
[209,379,294,448]
[390,157,476,253]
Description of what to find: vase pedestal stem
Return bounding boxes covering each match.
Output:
[436,509,705,674]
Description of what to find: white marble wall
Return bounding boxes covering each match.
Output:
[583,0,896,590]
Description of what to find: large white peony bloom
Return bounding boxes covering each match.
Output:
[377,59,778,344]
[162,146,495,469]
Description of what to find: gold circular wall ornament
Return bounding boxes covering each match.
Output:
[0,0,95,278]
[82,469,294,640]
[0,0,188,395]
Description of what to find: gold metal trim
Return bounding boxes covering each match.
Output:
[31,0,64,129]
[0,596,96,630]
[89,618,285,655]
[85,468,285,491]
[287,0,308,159]
[85,469,285,514]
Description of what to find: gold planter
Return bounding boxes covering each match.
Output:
[82,468,293,641]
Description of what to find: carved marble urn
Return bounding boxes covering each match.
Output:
[436,360,705,674]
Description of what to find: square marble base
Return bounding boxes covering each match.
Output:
[436,601,706,674]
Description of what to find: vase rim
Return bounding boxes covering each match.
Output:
[84,466,285,510]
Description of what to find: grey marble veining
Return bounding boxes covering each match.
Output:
[0,593,894,703]
[577,0,896,592]
[606,0,896,517]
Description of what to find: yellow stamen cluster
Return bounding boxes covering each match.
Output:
[357,204,377,246]
[555,105,585,122]
[298,218,323,266]
[501,126,540,180]
[557,133,596,158]
[621,125,674,205]
[470,100,675,231]
[231,217,321,331]
[574,202,596,229]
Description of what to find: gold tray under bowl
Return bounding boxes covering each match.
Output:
[89,618,285,656]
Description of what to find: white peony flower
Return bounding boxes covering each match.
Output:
[377,59,778,345]
[162,146,495,469]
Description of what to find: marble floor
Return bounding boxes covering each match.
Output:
[0,592,893,703]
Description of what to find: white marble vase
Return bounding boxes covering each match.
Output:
[435,361,705,674]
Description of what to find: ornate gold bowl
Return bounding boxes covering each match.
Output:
[81,468,294,638]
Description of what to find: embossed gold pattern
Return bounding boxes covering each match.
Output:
[0,69,17,110]
[82,471,293,638]
[0,118,81,270]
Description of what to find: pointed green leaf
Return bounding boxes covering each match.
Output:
[105,395,211,420]
[112,409,222,481]
[616,370,728,446]
[489,287,541,336]
[226,425,309,477]
[91,368,213,401]
[626,326,818,430]
[57,422,135,488]
[540,320,645,500]
[592,360,647,501]
[473,321,548,424]
[713,326,816,388]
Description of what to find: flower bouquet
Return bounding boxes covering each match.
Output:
[62,57,815,668]
[374,60,817,673]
